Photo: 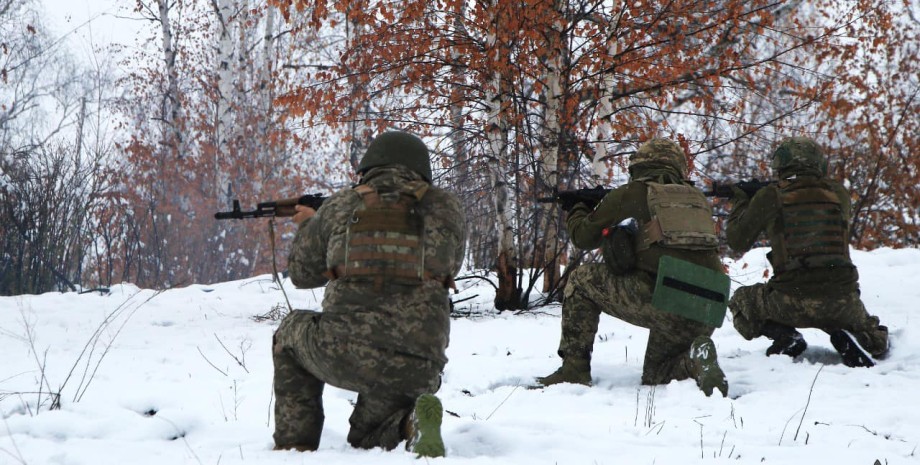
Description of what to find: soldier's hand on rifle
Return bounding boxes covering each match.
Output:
[559,197,584,213]
[292,205,316,224]
[730,185,750,202]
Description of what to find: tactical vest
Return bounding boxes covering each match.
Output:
[335,182,429,285]
[770,179,851,273]
[636,181,719,252]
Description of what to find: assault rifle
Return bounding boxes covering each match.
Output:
[705,179,775,199]
[537,186,611,211]
[214,194,328,220]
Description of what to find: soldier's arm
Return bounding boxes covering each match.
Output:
[446,193,468,276]
[831,182,853,219]
[287,198,335,289]
[566,186,629,250]
[831,182,854,237]
[726,185,778,253]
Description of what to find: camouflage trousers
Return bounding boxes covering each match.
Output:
[272,310,443,451]
[729,283,888,357]
[559,263,714,385]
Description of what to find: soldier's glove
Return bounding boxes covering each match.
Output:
[559,197,585,213]
[730,185,750,202]
[564,202,591,215]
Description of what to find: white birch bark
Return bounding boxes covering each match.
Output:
[592,1,623,183]
[158,0,182,155]
[258,3,275,162]
[538,0,566,292]
[484,1,518,308]
[214,0,237,203]
[449,1,469,192]
[347,9,370,172]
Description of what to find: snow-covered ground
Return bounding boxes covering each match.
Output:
[1,247,917,464]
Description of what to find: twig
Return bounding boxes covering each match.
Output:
[1,416,27,464]
[644,420,666,436]
[214,334,250,373]
[196,347,228,377]
[74,291,160,402]
[267,381,274,427]
[20,310,53,411]
[268,219,294,313]
[779,407,805,445]
[450,294,479,305]
[793,365,824,442]
[634,388,639,427]
[157,416,203,465]
[485,386,519,421]
[693,418,706,459]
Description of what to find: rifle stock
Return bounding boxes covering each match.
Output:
[214,193,327,220]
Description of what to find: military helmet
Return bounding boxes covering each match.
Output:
[770,137,826,175]
[629,138,687,178]
[357,131,432,182]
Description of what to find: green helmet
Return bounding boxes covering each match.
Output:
[629,138,687,178]
[357,131,432,182]
[771,137,827,176]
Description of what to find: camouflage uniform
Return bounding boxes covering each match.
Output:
[273,162,467,451]
[726,137,888,361]
[550,138,727,388]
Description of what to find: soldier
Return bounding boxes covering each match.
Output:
[726,137,888,367]
[271,131,467,456]
[536,138,729,397]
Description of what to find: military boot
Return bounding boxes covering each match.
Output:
[534,357,592,387]
[761,321,807,358]
[405,394,446,458]
[829,330,875,368]
[690,336,728,397]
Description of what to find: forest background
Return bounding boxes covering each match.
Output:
[1,0,918,307]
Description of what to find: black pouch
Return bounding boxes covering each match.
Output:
[601,218,638,275]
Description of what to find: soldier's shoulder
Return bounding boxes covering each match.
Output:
[324,186,361,205]
[424,185,462,204]
[314,187,360,222]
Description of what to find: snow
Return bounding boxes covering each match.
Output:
[2,247,917,464]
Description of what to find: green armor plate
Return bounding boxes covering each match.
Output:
[651,255,729,327]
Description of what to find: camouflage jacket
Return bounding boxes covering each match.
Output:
[726,175,859,296]
[287,165,468,364]
[566,165,723,275]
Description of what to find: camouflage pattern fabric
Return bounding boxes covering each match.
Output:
[729,283,888,357]
[727,176,859,296]
[566,167,723,276]
[559,263,715,385]
[726,170,889,359]
[273,165,467,451]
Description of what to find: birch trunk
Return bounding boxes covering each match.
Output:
[449,1,469,194]
[592,1,623,182]
[153,0,183,285]
[214,0,237,205]
[158,0,182,156]
[537,1,568,295]
[258,4,275,164]
[346,3,371,171]
[485,3,521,311]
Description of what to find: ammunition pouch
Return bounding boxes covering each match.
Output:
[601,218,638,275]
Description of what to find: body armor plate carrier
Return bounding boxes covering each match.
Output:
[771,179,851,273]
[637,182,719,251]
[331,181,454,289]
